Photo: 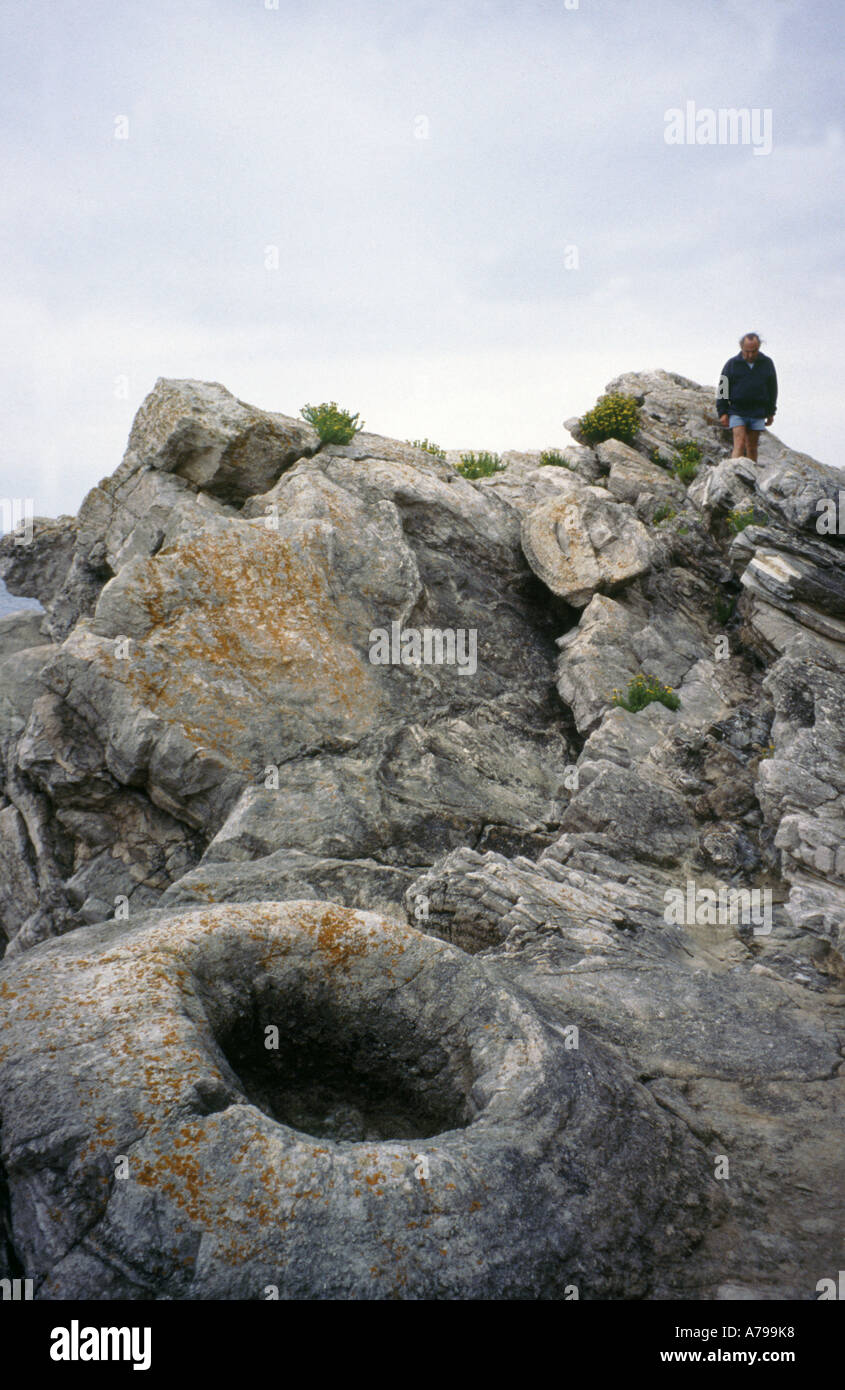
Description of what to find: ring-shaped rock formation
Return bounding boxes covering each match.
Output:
[0,901,713,1298]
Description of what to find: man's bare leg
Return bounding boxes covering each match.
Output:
[745,428,761,462]
[731,425,749,458]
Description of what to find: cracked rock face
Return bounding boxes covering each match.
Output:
[0,900,715,1299]
[1,369,843,1300]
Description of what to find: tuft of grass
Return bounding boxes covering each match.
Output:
[670,437,703,484]
[611,672,680,714]
[652,503,677,526]
[539,449,572,468]
[578,392,641,445]
[456,450,505,479]
[652,436,703,484]
[301,401,363,444]
[408,438,446,459]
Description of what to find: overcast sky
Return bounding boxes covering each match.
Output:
[1,0,843,520]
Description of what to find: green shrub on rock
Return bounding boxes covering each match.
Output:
[611,673,680,713]
[578,393,641,445]
[301,401,363,444]
[727,505,767,534]
[652,436,703,485]
[456,451,505,479]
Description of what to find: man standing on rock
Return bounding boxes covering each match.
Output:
[716,332,778,461]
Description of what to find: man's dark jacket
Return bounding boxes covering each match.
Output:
[716,352,778,420]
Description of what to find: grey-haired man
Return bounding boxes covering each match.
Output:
[716,333,778,461]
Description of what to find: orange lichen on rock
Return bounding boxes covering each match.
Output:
[92,525,389,777]
[291,902,415,976]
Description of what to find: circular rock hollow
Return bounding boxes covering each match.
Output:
[191,911,473,1142]
[0,900,716,1299]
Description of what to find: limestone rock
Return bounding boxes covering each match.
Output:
[0,806,40,952]
[757,636,845,944]
[734,530,845,645]
[0,610,46,657]
[125,377,320,502]
[0,641,53,743]
[553,570,715,735]
[501,446,604,485]
[554,594,642,731]
[597,438,685,508]
[687,456,755,515]
[520,484,653,606]
[0,515,75,608]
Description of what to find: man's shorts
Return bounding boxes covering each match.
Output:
[728,414,767,430]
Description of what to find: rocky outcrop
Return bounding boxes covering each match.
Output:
[1,381,578,952]
[1,369,842,1299]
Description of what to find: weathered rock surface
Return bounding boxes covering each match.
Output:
[123,377,321,502]
[520,482,653,606]
[1,384,578,947]
[1,369,842,1300]
[0,901,717,1299]
[0,611,46,657]
[757,637,845,945]
[0,516,75,610]
[597,438,686,513]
